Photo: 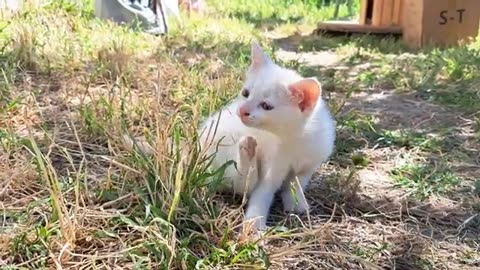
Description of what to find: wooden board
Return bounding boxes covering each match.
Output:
[359,0,368,25]
[401,0,423,47]
[392,0,402,25]
[316,21,402,35]
[381,0,394,26]
[372,0,384,26]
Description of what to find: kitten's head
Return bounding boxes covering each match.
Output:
[236,41,322,135]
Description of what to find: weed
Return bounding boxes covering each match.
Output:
[11,226,53,268]
[390,162,461,200]
[474,180,480,196]
[377,129,443,151]
[351,152,370,168]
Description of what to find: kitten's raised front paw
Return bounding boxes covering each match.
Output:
[239,136,257,161]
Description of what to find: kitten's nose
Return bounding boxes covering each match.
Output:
[239,106,250,117]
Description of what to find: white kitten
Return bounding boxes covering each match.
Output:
[199,41,336,231]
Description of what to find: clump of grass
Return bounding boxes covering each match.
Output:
[351,152,370,168]
[8,24,40,71]
[474,180,480,196]
[377,129,443,151]
[330,111,378,163]
[209,0,355,27]
[390,162,461,200]
[96,41,136,83]
[338,111,377,135]
[109,118,272,268]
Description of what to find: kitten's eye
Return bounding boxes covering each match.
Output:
[260,101,273,110]
[241,89,250,98]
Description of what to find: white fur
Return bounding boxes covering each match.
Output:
[199,42,336,231]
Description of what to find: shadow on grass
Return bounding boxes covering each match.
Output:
[228,10,304,29]
[272,32,408,54]
[308,174,479,268]
[261,168,479,268]
[273,31,480,115]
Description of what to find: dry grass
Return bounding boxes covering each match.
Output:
[1,1,479,269]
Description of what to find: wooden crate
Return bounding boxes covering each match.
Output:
[401,0,480,48]
[316,0,480,48]
[317,0,403,35]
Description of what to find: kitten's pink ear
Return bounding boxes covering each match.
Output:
[288,78,321,112]
[250,41,272,69]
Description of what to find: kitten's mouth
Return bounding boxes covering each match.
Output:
[237,109,253,126]
[240,116,251,125]
[239,115,256,126]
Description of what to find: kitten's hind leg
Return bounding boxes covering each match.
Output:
[235,136,258,195]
